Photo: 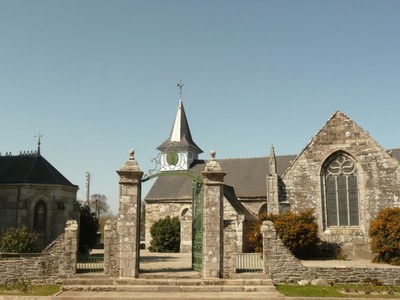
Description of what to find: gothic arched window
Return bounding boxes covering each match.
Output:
[33,200,47,232]
[322,154,359,228]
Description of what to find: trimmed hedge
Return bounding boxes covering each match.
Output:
[149,216,180,253]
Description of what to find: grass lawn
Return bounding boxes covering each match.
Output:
[277,284,400,298]
[0,285,60,296]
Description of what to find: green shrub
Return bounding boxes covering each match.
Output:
[247,209,320,258]
[0,226,38,253]
[369,207,400,265]
[149,216,180,253]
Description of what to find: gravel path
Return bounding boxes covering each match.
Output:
[139,250,192,271]
[138,250,400,270]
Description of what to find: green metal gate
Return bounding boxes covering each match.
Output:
[192,181,203,272]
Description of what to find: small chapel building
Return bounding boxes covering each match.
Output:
[144,98,400,259]
[0,145,80,250]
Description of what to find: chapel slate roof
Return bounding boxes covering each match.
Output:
[0,154,77,187]
[145,155,297,201]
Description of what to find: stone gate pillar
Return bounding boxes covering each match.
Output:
[202,151,226,278]
[116,149,143,278]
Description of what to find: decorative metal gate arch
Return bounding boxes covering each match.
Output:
[142,145,203,272]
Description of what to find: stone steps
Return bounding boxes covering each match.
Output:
[62,284,277,293]
[61,275,278,294]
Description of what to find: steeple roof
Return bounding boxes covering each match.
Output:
[157,99,203,154]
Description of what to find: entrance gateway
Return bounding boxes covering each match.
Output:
[142,143,204,273]
[105,148,226,279]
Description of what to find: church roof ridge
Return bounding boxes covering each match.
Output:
[203,153,297,161]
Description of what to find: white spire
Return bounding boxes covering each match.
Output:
[171,99,182,142]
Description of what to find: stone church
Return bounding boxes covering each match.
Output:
[144,99,400,259]
[0,144,80,250]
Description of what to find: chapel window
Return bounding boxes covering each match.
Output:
[33,200,47,232]
[322,154,359,228]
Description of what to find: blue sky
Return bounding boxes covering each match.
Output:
[1,0,400,213]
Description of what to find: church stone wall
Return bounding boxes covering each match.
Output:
[283,113,400,258]
[145,201,191,252]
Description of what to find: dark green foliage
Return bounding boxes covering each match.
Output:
[247,209,320,258]
[369,207,400,265]
[149,216,180,253]
[79,204,99,253]
[0,226,37,253]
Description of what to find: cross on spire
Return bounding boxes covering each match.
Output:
[177,80,184,99]
[35,132,43,155]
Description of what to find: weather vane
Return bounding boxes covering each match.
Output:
[177,80,184,99]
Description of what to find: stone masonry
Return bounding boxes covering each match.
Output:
[103,219,118,277]
[0,220,78,285]
[262,220,400,285]
[145,201,191,252]
[116,149,143,278]
[202,151,226,278]
[281,112,400,258]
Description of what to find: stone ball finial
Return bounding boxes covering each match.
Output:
[120,148,140,171]
[210,150,216,160]
[129,149,135,160]
[205,150,221,172]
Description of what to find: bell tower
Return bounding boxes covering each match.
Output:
[157,81,203,171]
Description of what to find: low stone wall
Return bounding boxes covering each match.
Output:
[223,220,237,278]
[104,219,118,277]
[305,267,400,285]
[0,220,78,285]
[261,220,400,285]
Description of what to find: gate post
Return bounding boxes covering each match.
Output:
[202,151,226,278]
[116,149,143,278]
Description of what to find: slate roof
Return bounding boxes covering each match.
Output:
[145,149,400,202]
[224,185,257,221]
[0,154,77,188]
[145,155,296,201]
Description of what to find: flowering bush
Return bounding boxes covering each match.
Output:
[247,209,319,258]
[369,207,400,265]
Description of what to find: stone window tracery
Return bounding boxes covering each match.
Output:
[322,154,359,228]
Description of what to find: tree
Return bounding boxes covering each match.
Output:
[149,216,180,253]
[369,207,400,265]
[79,204,99,253]
[0,226,38,253]
[89,194,109,219]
